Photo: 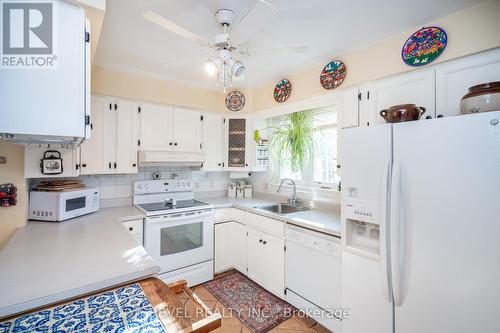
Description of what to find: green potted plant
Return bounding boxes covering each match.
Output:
[270,111,314,173]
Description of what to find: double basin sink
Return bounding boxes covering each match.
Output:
[256,203,311,215]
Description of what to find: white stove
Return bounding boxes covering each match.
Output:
[133,180,214,286]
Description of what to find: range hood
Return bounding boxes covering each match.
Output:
[138,151,206,167]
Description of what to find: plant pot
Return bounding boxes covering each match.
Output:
[461,81,500,114]
[379,104,426,123]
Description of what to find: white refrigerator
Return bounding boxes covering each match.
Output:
[340,111,500,333]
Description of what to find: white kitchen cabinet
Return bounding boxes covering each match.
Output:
[263,232,285,298]
[80,96,139,175]
[173,107,203,153]
[80,96,115,174]
[225,116,252,171]
[215,222,233,273]
[436,48,500,117]
[121,219,143,245]
[116,100,140,173]
[339,86,360,129]
[24,146,80,178]
[214,221,247,274]
[247,227,285,299]
[139,103,174,151]
[360,69,435,125]
[247,228,267,284]
[139,103,203,153]
[202,113,225,171]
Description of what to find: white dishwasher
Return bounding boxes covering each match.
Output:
[285,224,342,333]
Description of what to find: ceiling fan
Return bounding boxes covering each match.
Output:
[142,1,306,92]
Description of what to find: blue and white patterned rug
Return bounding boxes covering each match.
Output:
[0,284,167,333]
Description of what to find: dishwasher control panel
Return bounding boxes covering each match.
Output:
[286,224,341,256]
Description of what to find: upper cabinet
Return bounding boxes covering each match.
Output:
[139,103,202,153]
[139,103,173,151]
[202,113,225,171]
[80,96,139,175]
[339,86,360,129]
[225,116,252,171]
[360,69,436,126]
[436,48,500,117]
[173,107,203,153]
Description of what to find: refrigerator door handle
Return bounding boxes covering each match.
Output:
[390,162,405,306]
[380,159,392,303]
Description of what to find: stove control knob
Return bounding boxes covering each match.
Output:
[326,243,335,253]
[138,184,143,190]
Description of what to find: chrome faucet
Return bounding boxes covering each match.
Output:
[277,178,300,205]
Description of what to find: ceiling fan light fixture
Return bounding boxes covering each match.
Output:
[204,60,217,76]
[231,60,245,77]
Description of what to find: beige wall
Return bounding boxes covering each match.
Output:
[0,143,27,247]
[92,66,254,113]
[252,0,500,111]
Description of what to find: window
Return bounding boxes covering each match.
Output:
[270,106,340,189]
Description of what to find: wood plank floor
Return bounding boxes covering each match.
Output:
[176,273,332,333]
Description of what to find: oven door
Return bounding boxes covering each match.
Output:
[144,209,214,273]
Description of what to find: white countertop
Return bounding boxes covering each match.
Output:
[201,196,342,237]
[0,206,159,319]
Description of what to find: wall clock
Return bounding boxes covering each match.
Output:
[274,79,292,103]
[320,60,346,90]
[225,91,246,112]
[402,26,447,67]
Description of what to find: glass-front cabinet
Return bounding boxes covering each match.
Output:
[224,116,251,171]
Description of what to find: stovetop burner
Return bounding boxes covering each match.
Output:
[137,199,210,212]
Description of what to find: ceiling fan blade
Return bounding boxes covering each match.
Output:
[142,11,210,46]
[162,54,207,67]
[231,0,277,45]
[239,46,307,56]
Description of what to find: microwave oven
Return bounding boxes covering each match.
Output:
[29,188,99,222]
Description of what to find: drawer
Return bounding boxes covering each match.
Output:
[122,219,143,245]
[214,208,247,223]
[246,212,284,237]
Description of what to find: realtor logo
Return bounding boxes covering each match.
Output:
[1,1,57,68]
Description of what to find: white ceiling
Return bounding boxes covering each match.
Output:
[94,0,484,90]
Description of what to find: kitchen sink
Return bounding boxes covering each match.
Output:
[256,203,311,215]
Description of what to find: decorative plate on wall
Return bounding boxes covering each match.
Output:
[274,79,292,103]
[402,26,447,67]
[320,60,346,90]
[225,91,246,112]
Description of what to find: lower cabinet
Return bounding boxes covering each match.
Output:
[247,227,285,299]
[121,219,143,245]
[214,221,247,274]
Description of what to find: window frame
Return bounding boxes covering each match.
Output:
[268,107,340,192]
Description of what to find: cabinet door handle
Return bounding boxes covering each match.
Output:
[426,116,432,119]
[218,163,221,166]
[174,142,178,146]
[263,240,267,245]
[114,103,117,110]
[128,227,133,231]
[108,162,112,169]
[169,142,173,146]
[114,162,117,169]
[437,114,444,118]
[82,163,87,167]
[245,163,248,167]
[259,239,263,243]
[132,163,136,167]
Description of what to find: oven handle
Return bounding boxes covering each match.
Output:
[147,210,213,223]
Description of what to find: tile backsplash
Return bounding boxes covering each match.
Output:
[29,167,231,207]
